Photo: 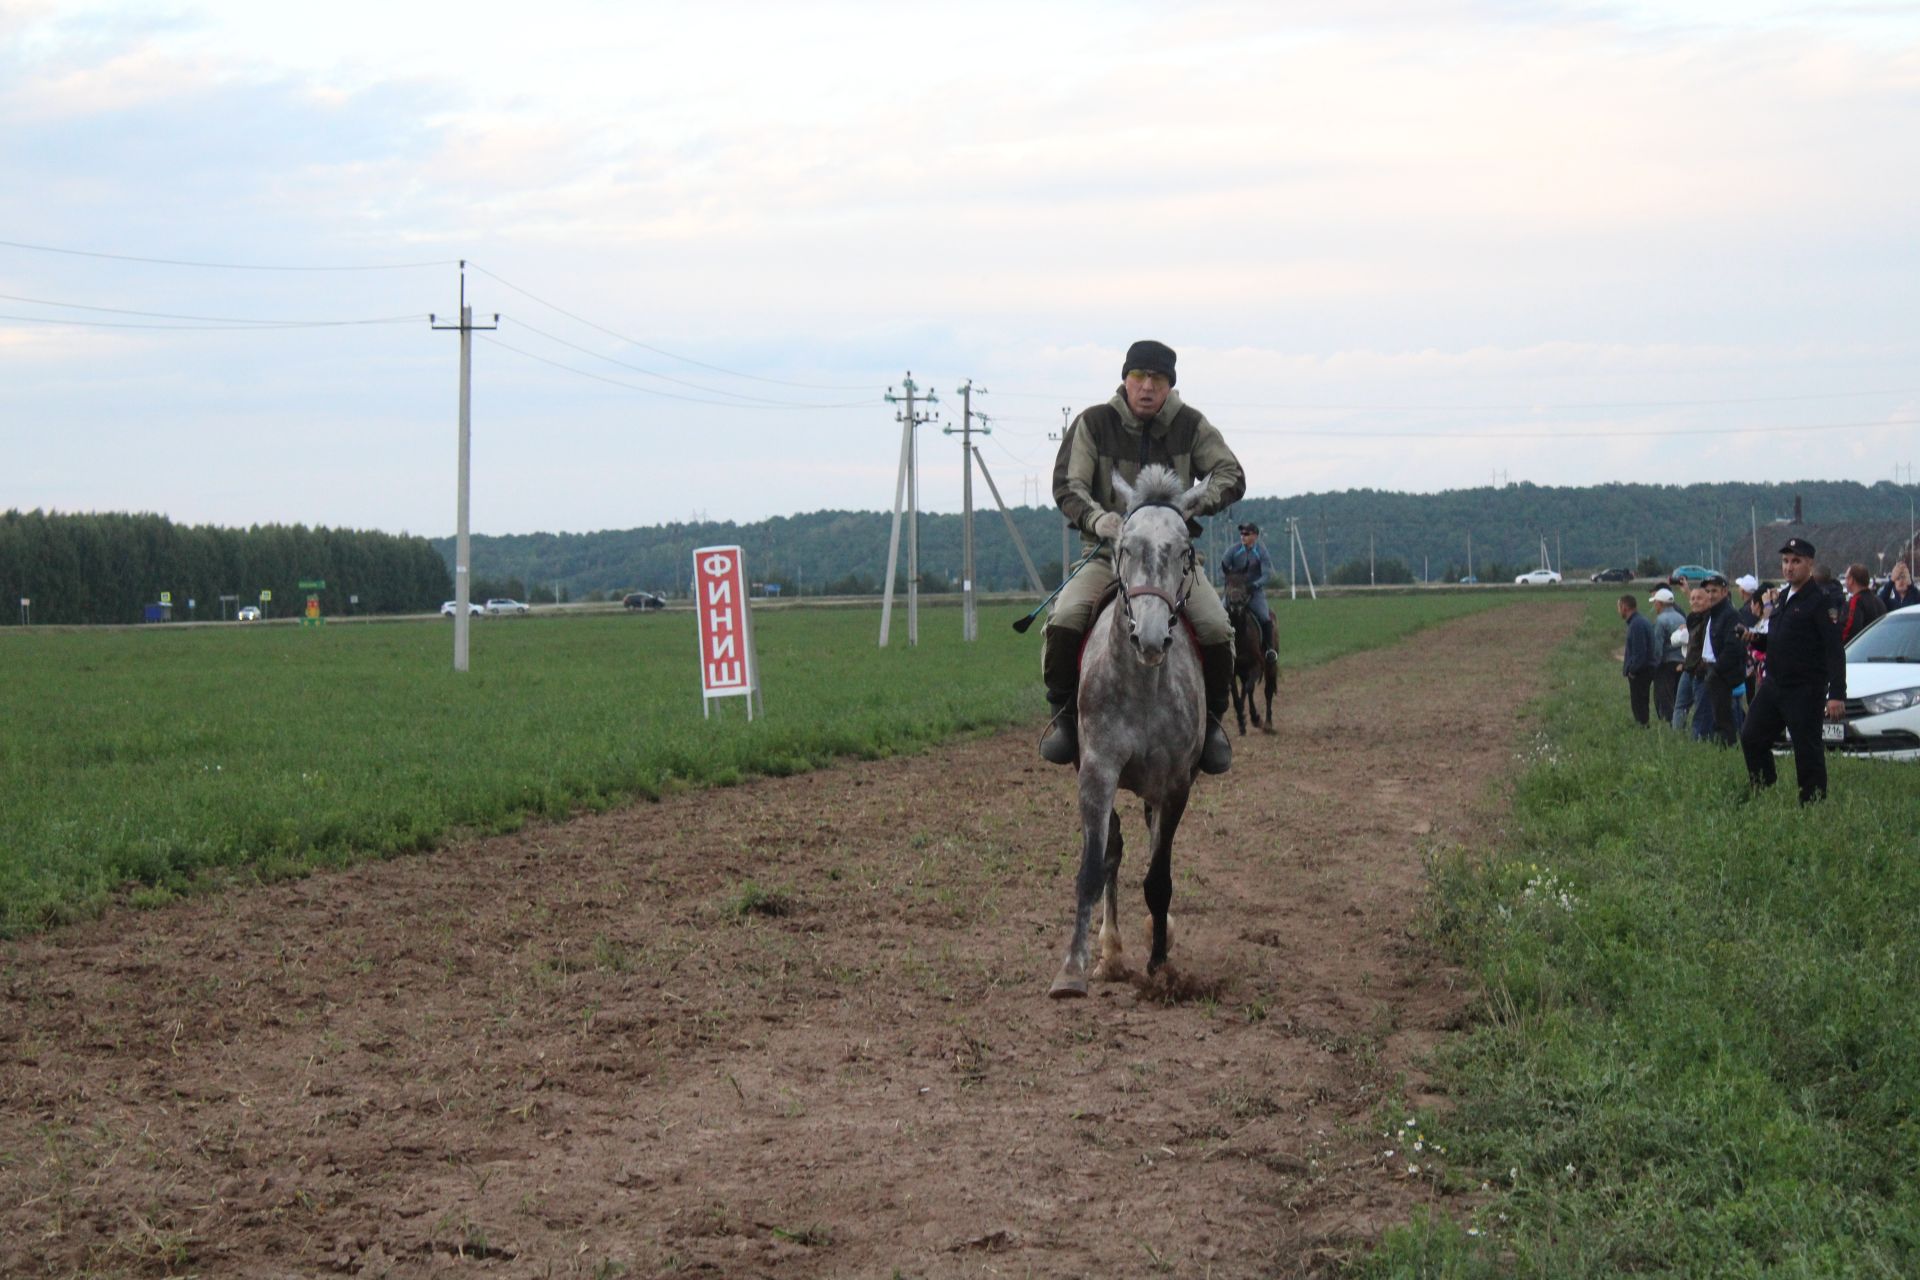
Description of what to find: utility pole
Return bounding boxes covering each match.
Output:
[972,445,1047,595]
[1059,406,1073,586]
[1287,517,1318,599]
[1369,531,1375,586]
[1287,513,1299,599]
[944,380,988,641]
[880,374,937,647]
[430,261,497,674]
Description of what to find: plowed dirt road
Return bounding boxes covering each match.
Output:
[1,600,1582,1278]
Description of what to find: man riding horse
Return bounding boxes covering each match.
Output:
[1220,521,1277,663]
[1041,339,1245,774]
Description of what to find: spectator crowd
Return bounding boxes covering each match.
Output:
[1618,547,1913,803]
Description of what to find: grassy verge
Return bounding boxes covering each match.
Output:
[0,592,1523,938]
[1363,595,1920,1277]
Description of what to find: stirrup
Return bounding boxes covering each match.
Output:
[1200,717,1232,774]
[1039,703,1078,765]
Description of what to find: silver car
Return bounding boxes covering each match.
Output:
[1832,604,1920,761]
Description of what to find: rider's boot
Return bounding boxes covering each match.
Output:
[1199,641,1235,774]
[1039,625,1083,765]
[1261,616,1278,663]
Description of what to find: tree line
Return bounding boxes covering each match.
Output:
[439,479,1920,600]
[0,510,451,625]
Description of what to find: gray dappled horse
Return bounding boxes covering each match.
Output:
[1223,570,1278,735]
[1050,465,1210,998]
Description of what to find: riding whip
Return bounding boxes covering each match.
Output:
[1012,546,1103,634]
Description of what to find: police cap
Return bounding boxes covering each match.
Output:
[1778,536,1816,558]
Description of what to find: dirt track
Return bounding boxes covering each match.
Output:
[1,600,1582,1278]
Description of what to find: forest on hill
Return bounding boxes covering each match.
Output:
[0,510,450,625]
[9,478,1915,625]
[438,479,1920,601]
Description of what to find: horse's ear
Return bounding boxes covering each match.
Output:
[1177,474,1211,516]
[1112,470,1138,512]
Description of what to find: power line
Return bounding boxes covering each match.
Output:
[468,262,873,392]
[480,334,881,409]
[0,312,419,331]
[1231,416,1920,440]
[501,316,862,408]
[991,384,1920,413]
[0,237,456,271]
[0,291,422,327]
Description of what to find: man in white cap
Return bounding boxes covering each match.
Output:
[1647,586,1685,724]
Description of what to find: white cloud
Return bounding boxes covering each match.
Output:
[2,1,1917,532]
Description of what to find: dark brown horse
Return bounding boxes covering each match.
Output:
[1222,570,1277,735]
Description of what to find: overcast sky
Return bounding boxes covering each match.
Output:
[3,0,1917,536]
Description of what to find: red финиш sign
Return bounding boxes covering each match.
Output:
[693,545,760,715]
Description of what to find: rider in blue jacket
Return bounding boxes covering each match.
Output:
[1219,521,1277,660]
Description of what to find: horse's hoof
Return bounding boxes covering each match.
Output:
[1049,977,1090,999]
[1262,724,1276,735]
[1092,956,1129,983]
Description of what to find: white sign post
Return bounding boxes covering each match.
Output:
[693,545,762,719]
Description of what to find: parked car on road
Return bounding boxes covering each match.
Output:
[441,600,484,617]
[485,598,531,615]
[1828,604,1920,761]
[236,606,261,622]
[1458,575,1480,585]
[623,591,667,611]
[1514,569,1562,585]
[1669,565,1718,585]
[1589,567,1634,583]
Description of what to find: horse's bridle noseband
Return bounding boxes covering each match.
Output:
[1113,501,1196,624]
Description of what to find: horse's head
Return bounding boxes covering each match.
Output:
[1222,570,1250,610]
[1108,464,1209,666]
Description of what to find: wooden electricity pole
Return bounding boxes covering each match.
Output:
[430,261,497,674]
[944,380,987,641]
[880,374,937,647]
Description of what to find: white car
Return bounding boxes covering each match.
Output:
[236,605,261,622]
[1514,569,1562,585]
[485,597,531,615]
[1831,604,1920,761]
[441,600,484,617]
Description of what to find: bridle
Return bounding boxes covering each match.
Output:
[1113,500,1196,625]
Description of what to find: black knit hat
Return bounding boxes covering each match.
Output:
[1122,339,1177,386]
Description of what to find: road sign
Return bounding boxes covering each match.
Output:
[298,579,326,590]
[693,545,762,719]
[160,591,172,605]
[260,590,272,602]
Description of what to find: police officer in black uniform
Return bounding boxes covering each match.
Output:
[1739,536,1847,804]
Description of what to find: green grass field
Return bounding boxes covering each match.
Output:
[0,590,1518,937]
[1366,595,1920,1277]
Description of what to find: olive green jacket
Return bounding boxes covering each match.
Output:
[1051,388,1246,546]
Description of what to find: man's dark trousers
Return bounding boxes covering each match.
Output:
[1741,679,1829,804]
[1703,670,1740,746]
[1652,664,1680,726]
[1628,669,1654,726]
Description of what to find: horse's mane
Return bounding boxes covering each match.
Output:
[1126,464,1187,513]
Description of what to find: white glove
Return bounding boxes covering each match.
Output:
[1093,511,1123,542]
